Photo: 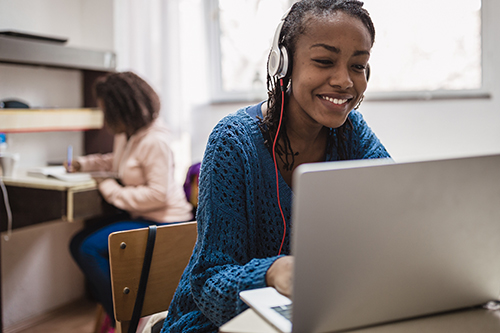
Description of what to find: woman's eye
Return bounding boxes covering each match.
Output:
[353,64,366,71]
[313,59,333,66]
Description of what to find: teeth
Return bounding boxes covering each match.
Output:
[322,96,348,105]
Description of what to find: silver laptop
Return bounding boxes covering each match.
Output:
[240,154,500,333]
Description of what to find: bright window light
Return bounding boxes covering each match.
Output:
[216,0,290,100]
[364,0,482,92]
[212,0,482,100]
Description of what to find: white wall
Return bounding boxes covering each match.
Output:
[0,0,114,328]
[0,0,113,50]
[362,97,500,162]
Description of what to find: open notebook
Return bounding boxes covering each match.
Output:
[241,154,500,333]
[27,166,92,182]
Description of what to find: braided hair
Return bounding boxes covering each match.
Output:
[260,0,375,170]
[94,71,160,135]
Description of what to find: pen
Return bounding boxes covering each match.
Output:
[67,145,73,170]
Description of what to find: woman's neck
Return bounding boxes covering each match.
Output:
[262,101,329,187]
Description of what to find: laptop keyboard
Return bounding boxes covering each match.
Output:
[271,304,293,321]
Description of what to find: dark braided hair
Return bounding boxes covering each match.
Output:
[260,0,375,170]
[94,71,160,135]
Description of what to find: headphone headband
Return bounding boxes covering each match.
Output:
[268,8,291,79]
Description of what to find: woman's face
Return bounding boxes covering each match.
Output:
[287,11,372,130]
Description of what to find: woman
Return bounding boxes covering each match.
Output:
[69,72,193,330]
[162,1,389,332]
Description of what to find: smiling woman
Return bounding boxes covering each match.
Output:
[160,1,390,332]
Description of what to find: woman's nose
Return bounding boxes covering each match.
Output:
[328,66,353,90]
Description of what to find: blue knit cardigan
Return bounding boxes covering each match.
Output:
[161,103,390,333]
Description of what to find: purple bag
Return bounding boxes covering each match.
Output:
[183,162,201,207]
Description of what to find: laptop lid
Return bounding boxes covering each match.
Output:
[290,154,500,332]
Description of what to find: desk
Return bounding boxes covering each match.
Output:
[220,307,500,332]
[0,173,120,330]
[0,173,120,231]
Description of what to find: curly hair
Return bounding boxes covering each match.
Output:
[94,71,160,135]
[260,0,375,170]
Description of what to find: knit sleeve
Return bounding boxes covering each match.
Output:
[190,115,281,327]
[348,110,391,159]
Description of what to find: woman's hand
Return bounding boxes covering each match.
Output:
[266,256,294,297]
[64,160,81,173]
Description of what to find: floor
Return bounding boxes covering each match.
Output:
[11,298,98,333]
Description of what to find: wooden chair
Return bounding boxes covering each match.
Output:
[109,221,197,333]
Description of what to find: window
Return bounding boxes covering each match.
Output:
[207,0,291,102]
[364,0,482,93]
[208,0,483,102]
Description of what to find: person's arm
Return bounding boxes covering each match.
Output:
[76,133,126,172]
[189,116,283,327]
[348,110,391,159]
[98,136,172,212]
[76,152,114,172]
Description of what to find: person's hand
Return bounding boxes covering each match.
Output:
[266,256,294,297]
[64,160,81,173]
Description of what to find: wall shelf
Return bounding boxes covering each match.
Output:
[0,108,104,133]
[0,34,114,147]
[0,35,116,71]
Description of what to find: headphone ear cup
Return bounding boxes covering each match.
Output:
[268,48,281,78]
[277,45,289,79]
[268,45,290,80]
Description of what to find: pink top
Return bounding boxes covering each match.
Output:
[77,119,193,223]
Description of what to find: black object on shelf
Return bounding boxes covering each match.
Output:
[0,30,68,44]
[0,33,116,71]
[0,99,30,109]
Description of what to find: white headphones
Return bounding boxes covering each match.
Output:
[267,9,292,79]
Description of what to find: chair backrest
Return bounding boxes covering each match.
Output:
[109,221,197,333]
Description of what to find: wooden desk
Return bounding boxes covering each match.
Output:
[220,307,500,333]
[0,173,120,231]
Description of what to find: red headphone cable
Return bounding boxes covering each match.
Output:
[273,78,287,256]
